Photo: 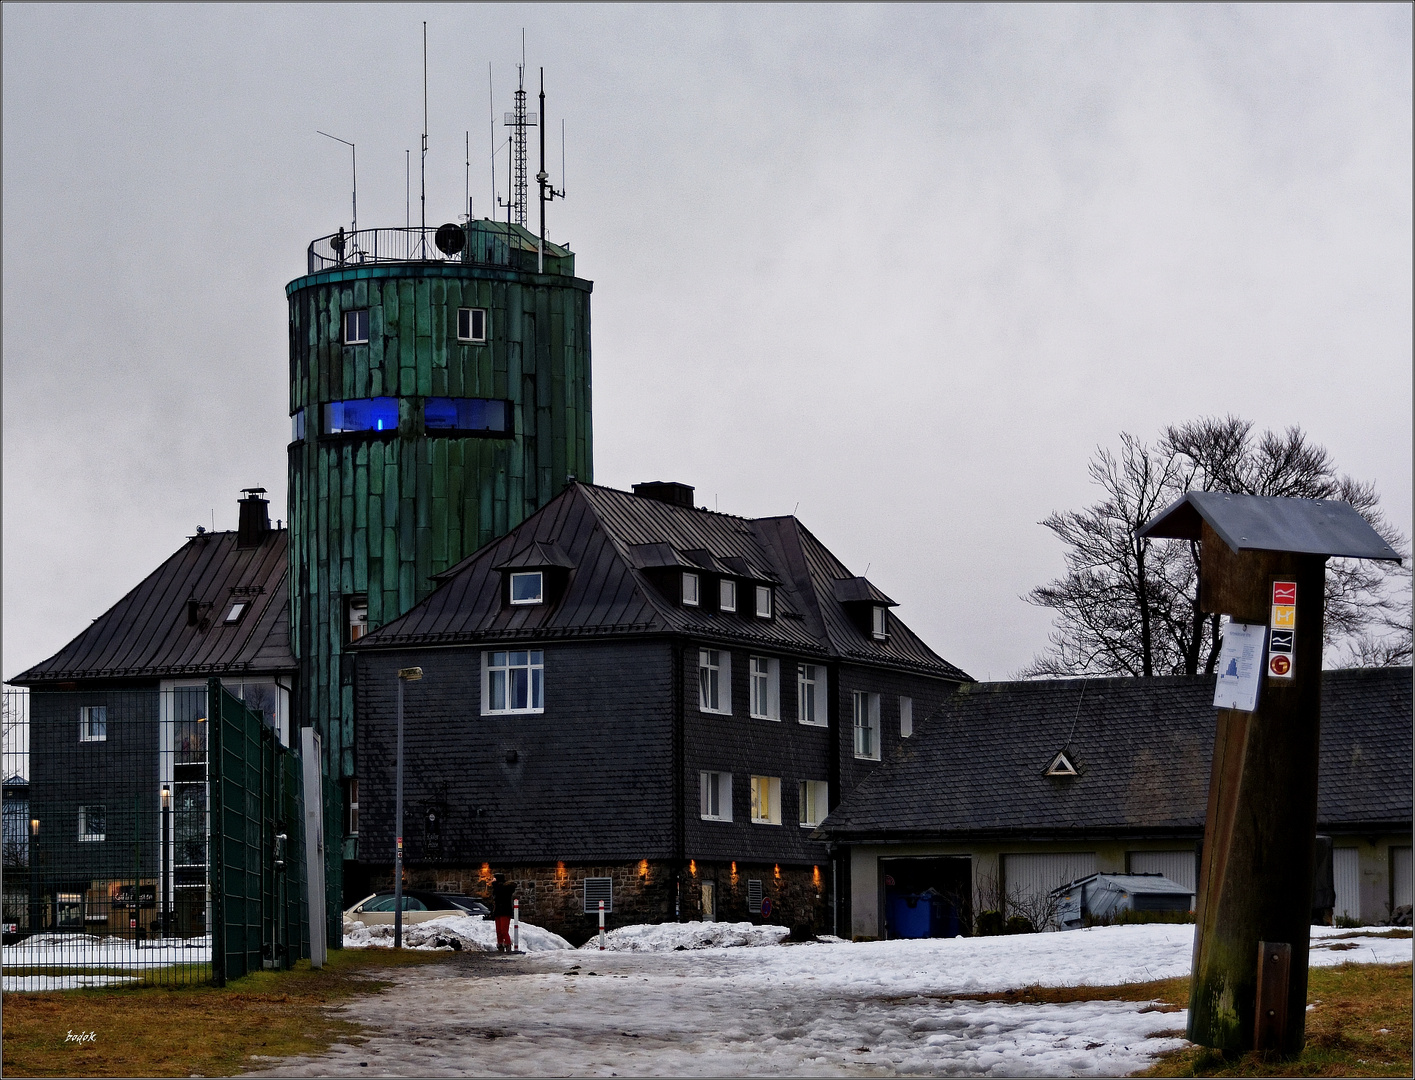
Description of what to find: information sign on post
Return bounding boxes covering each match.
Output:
[1140,492,1400,1059]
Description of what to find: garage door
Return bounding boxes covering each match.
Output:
[1128,851,1197,893]
[1392,847,1412,912]
[1332,848,1360,922]
[1002,852,1096,918]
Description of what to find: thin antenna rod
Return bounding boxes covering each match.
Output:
[488,63,496,222]
[561,118,567,195]
[536,68,565,274]
[317,131,357,235]
[406,150,410,229]
[420,21,428,250]
[465,130,470,220]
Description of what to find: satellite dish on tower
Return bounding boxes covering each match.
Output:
[435,223,465,256]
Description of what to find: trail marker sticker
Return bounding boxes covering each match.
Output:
[1267,580,1298,680]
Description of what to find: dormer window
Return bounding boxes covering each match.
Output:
[344,309,369,345]
[719,579,736,613]
[682,572,700,607]
[871,606,888,640]
[755,585,772,619]
[510,571,545,605]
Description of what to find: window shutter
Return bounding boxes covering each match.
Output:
[747,879,764,915]
[583,877,613,914]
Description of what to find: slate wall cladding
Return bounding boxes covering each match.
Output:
[355,639,675,867]
[833,662,961,799]
[384,858,831,944]
[29,689,161,880]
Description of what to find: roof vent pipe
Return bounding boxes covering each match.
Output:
[237,488,271,548]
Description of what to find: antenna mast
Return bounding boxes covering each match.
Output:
[420,21,428,252]
[502,32,537,228]
[537,68,565,273]
[316,131,357,237]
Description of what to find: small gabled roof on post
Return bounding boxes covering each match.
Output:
[1139,492,1402,561]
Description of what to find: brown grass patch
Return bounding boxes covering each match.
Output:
[1,947,448,1077]
[1135,962,1411,1078]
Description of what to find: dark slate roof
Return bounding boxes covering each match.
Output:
[817,667,1412,840]
[1140,492,1402,561]
[356,482,970,680]
[10,529,294,684]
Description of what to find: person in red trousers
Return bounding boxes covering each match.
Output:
[490,872,517,952]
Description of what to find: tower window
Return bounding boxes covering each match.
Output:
[344,309,369,344]
[291,409,305,442]
[324,398,399,434]
[346,595,368,643]
[457,307,488,342]
[509,572,544,605]
[423,398,512,435]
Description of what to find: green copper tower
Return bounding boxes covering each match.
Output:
[286,219,593,859]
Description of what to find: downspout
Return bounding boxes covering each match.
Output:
[672,638,685,920]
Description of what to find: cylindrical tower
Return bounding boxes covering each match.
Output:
[286,220,592,861]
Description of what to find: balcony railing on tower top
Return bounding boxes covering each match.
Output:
[306,225,564,276]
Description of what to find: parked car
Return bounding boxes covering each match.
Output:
[344,891,489,925]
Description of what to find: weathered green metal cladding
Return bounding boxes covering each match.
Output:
[287,226,593,819]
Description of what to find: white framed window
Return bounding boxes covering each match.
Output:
[719,579,737,612]
[799,780,829,827]
[483,650,545,714]
[78,804,106,842]
[346,779,359,836]
[853,690,881,760]
[750,775,782,825]
[344,308,370,344]
[458,307,488,342]
[797,664,827,727]
[347,595,369,643]
[900,696,913,738]
[755,585,773,619]
[749,656,780,720]
[698,648,731,714]
[682,572,700,607]
[699,771,733,821]
[510,571,544,605]
[872,606,888,640]
[79,706,107,743]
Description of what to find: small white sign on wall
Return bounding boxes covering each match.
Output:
[1213,622,1266,712]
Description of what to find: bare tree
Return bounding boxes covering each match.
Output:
[1021,417,1410,678]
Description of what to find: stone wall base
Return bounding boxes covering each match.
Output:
[358,859,834,945]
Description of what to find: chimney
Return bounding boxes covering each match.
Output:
[632,481,696,509]
[237,488,271,548]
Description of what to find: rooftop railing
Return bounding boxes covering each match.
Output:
[306,225,560,276]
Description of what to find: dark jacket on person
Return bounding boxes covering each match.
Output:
[491,880,517,918]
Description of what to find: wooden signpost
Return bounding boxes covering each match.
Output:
[1139,493,1401,1057]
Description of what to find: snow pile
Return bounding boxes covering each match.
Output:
[581,920,790,952]
[343,914,573,952]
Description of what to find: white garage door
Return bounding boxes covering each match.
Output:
[1128,851,1197,893]
[1393,847,1413,912]
[1332,848,1360,923]
[1002,852,1096,916]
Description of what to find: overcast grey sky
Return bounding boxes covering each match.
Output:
[4,4,1410,683]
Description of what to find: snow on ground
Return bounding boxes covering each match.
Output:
[583,920,790,951]
[2,933,211,991]
[254,924,1411,1077]
[343,914,573,952]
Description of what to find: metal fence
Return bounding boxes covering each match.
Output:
[306,224,547,275]
[1,683,313,990]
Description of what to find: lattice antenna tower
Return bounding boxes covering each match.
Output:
[503,36,537,227]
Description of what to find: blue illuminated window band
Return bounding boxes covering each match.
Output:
[316,398,513,437]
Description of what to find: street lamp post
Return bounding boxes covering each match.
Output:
[161,784,171,937]
[29,817,39,937]
[394,667,423,949]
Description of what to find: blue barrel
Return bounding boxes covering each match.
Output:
[887,893,932,938]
